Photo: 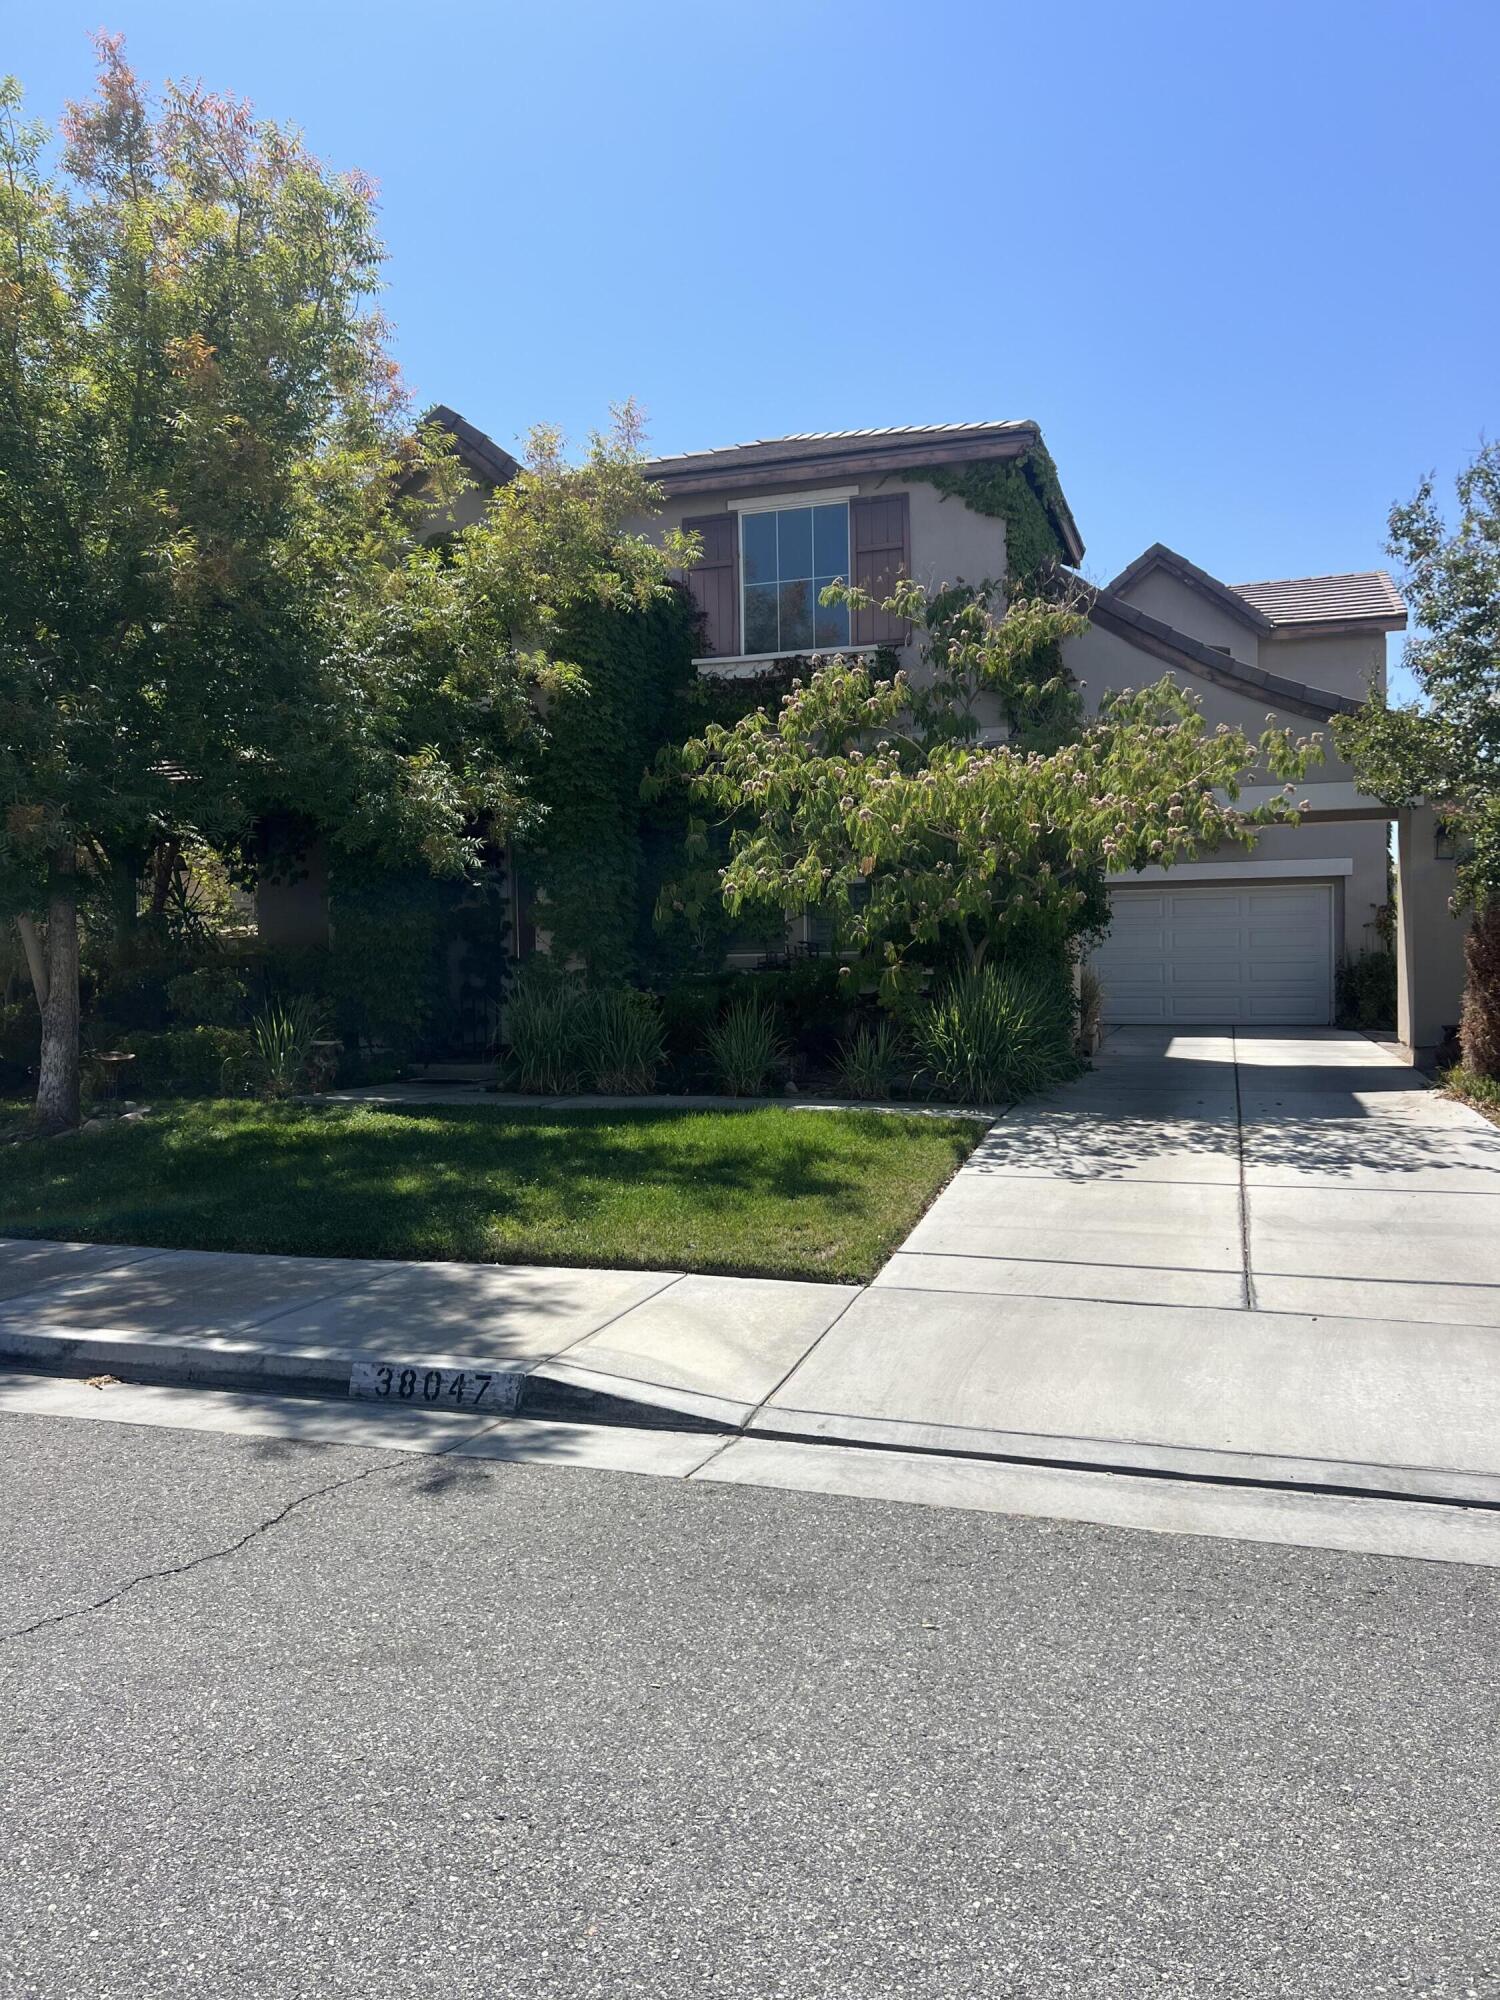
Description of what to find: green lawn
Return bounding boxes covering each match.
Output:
[0,1100,984,1283]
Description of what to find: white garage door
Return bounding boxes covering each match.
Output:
[1093,882,1334,1025]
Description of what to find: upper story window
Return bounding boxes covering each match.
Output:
[681,491,909,662]
[741,503,851,655]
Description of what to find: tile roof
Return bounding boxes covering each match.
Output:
[1230,570,1407,629]
[645,421,1036,474]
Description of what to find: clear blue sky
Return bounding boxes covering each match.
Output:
[9,0,1497,675]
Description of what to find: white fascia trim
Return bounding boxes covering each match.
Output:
[1111,858,1355,886]
[694,646,880,676]
[735,486,858,514]
[1219,780,1382,814]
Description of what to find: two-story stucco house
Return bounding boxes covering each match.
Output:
[257,409,1466,1059]
[635,419,1464,1055]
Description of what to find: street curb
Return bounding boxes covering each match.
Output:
[0,1324,733,1436]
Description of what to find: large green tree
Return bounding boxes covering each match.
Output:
[0,41,682,1128]
[1334,443,1500,1074]
[667,579,1317,1008]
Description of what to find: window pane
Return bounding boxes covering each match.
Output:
[744,582,779,653]
[813,504,849,578]
[742,512,777,586]
[776,507,814,581]
[814,582,850,649]
[779,578,814,651]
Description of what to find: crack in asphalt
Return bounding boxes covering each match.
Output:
[0,1451,417,1646]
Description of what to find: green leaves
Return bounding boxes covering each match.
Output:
[1335,443,1500,914]
[672,578,1316,992]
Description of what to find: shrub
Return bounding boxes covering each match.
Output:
[584,988,665,1094]
[504,969,591,1094]
[1335,948,1398,1031]
[166,962,250,1028]
[704,999,784,1096]
[247,996,330,1100]
[835,1019,904,1101]
[658,980,722,1064]
[1460,903,1500,1080]
[117,1026,255,1097]
[0,1000,40,1083]
[913,959,1078,1105]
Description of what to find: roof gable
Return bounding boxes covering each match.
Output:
[1107,543,1273,634]
[1080,584,1362,722]
[424,405,519,488]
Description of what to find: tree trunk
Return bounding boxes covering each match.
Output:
[149,836,180,919]
[16,917,48,1010]
[34,850,81,1133]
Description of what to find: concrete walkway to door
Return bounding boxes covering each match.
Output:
[752,1030,1500,1502]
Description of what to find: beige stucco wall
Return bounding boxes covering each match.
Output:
[1114,569,1262,666]
[630,473,1008,664]
[1063,619,1387,960]
[1259,628,1387,702]
[1396,805,1470,1057]
[1064,621,1358,785]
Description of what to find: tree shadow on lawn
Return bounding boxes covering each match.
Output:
[0,1102,979,1274]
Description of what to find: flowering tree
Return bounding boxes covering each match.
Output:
[0,41,684,1128]
[670,580,1317,1007]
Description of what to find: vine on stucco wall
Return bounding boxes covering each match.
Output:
[919,445,1072,587]
[518,586,700,983]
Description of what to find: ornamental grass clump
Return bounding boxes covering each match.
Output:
[913,960,1078,1106]
[835,1019,905,1101]
[247,995,327,1100]
[704,999,784,1097]
[584,988,665,1095]
[504,973,590,1095]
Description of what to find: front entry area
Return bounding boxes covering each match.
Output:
[1093,881,1335,1025]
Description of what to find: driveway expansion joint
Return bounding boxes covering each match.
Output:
[1231,1029,1258,1311]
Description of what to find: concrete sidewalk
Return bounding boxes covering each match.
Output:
[3,1029,1499,1510]
[0,1240,858,1430]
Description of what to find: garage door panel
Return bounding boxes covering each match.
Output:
[1096,882,1333,1025]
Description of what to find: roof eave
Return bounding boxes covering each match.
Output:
[646,425,1085,566]
[1080,584,1362,722]
[1260,614,1408,640]
[647,426,1039,494]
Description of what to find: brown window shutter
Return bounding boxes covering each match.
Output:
[850,494,911,646]
[681,512,739,657]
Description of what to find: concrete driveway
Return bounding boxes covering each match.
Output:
[756,1030,1500,1501]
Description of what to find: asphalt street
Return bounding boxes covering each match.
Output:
[2,1409,1497,1999]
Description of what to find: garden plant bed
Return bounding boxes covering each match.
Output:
[0,1100,985,1284]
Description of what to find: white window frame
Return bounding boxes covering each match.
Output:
[737,487,858,664]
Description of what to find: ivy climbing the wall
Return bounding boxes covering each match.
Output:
[919,445,1072,588]
[518,587,700,984]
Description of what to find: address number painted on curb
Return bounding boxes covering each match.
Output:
[348,1361,523,1413]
